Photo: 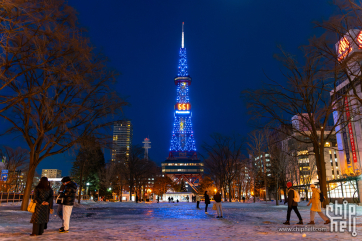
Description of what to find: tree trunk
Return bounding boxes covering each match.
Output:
[253,180,256,203]
[276,177,279,206]
[78,161,84,204]
[315,145,328,208]
[228,182,232,202]
[21,165,36,211]
[119,182,123,202]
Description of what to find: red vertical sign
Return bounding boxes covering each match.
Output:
[345,97,358,163]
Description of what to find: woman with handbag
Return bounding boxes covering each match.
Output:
[204,191,210,214]
[30,177,53,236]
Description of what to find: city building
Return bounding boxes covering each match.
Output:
[330,29,362,174]
[41,169,62,178]
[162,23,203,192]
[327,29,362,203]
[112,120,133,162]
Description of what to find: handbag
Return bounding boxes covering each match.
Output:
[27,199,36,213]
[56,195,64,204]
[212,203,217,210]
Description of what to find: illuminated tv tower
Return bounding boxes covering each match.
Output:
[162,22,203,193]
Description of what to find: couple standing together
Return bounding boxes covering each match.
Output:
[199,190,223,218]
[30,176,77,236]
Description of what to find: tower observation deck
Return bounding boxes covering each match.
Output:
[162,23,204,192]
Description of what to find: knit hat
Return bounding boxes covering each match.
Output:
[287,182,292,188]
[61,176,71,183]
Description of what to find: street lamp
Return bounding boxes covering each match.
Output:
[86,183,90,199]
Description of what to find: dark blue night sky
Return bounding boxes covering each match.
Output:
[0,0,336,176]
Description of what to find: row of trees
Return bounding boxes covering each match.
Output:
[242,0,362,207]
[0,0,127,210]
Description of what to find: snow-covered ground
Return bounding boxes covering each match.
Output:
[0,200,360,240]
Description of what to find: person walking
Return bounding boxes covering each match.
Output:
[196,194,201,209]
[283,182,303,225]
[214,191,223,218]
[168,197,171,203]
[204,191,210,214]
[30,177,53,236]
[58,176,77,233]
[307,184,330,225]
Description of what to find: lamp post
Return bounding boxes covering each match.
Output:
[86,183,90,200]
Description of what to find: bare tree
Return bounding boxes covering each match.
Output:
[0,146,29,192]
[202,133,243,202]
[247,129,269,203]
[0,0,127,211]
[153,176,174,199]
[117,146,155,203]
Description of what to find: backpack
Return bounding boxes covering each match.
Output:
[320,192,324,203]
[292,189,300,202]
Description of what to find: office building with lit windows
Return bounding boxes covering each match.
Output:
[41,169,62,178]
[112,120,133,162]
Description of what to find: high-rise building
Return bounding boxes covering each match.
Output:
[162,23,203,192]
[41,169,62,178]
[112,120,133,162]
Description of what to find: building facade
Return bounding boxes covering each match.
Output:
[162,23,203,192]
[330,29,362,175]
[112,120,133,162]
[41,169,62,178]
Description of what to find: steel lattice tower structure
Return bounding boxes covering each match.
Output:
[162,23,204,193]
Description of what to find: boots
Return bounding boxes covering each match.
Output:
[307,221,315,225]
[297,220,303,225]
[283,221,290,225]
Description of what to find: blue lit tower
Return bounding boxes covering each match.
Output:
[162,23,204,193]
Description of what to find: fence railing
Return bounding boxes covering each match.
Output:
[0,192,34,204]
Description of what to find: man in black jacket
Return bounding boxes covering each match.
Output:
[59,177,77,233]
[283,182,303,225]
[214,191,223,218]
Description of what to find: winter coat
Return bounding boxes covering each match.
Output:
[285,188,298,207]
[30,187,53,224]
[214,193,222,203]
[59,181,77,206]
[196,195,201,202]
[308,189,322,212]
[204,194,210,205]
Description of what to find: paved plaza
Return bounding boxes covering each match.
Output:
[0,201,360,240]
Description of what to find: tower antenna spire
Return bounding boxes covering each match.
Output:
[181,22,184,48]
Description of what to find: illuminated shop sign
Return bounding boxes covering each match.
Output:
[345,97,358,163]
[336,29,362,61]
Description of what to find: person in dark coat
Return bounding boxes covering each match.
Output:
[44,181,54,230]
[283,182,303,225]
[204,191,210,214]
[214,191,223,218]
[30,177,53,236]
[58,176,77,233]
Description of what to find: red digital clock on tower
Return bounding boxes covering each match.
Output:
[175,103,191,110]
